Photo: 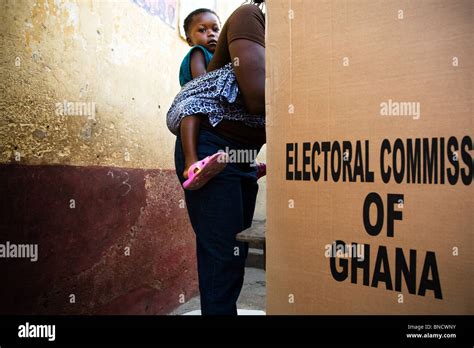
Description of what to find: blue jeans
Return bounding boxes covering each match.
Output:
[174,129,260,315]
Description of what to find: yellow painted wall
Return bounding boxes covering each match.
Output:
[0,0,247,169]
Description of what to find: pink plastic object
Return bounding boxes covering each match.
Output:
[183,152,229,190]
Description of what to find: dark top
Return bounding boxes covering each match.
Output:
[202,4,266,148]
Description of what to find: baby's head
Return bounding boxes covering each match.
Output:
[183,8,221,53]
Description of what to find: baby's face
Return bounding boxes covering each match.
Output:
[187,12,220,53]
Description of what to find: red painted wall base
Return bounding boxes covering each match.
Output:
[0,164,198,314]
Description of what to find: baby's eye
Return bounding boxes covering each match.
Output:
[199,28,206,33]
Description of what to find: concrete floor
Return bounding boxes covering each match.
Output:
[169,267,266,315]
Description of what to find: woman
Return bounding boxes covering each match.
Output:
[173,0,266,315]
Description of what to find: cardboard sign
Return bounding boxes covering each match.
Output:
[266,0,473,314]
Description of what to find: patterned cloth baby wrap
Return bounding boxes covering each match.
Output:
[166,62,265,135]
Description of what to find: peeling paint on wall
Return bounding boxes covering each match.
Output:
[1,0,191,169]
[24,0,80,52]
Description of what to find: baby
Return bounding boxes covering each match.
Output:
[178,8,226,190]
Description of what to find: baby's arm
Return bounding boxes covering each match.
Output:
[181,48,206,177]
[189,49,207,79]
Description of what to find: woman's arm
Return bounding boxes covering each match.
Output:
[229,39,265,115]
[190,49,207,79]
